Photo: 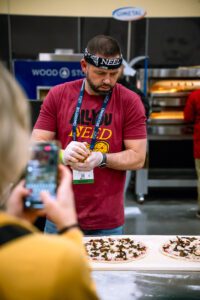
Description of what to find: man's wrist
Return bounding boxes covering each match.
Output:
[98,153,107,168]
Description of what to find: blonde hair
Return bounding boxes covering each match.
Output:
[0,63,30,208]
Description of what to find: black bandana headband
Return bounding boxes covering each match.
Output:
[84,48,123,70]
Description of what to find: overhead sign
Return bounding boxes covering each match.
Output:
[13,60,84,99]
[112,6,146,21]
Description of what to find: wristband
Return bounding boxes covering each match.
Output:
[59,150,65,164]
[98,153,107,168]
[58,223,80,234]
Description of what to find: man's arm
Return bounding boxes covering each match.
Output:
[69,138,147,172]
[32,129,147,172]
[31,129,56,142]
[32,129,91,165]
[106,138,147,170]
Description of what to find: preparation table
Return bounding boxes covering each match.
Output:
[85,235,200,299]
[85,235,200,271]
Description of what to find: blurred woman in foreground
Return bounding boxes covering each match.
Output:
[0,63,99,300]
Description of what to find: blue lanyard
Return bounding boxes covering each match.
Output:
[72,80,111,150]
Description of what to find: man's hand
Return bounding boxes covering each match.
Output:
[69,151,103,172]
[63,141,91,165]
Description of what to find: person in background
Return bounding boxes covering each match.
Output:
[184,89,200,219]
[0,63,99,300]
[32,35,147,236]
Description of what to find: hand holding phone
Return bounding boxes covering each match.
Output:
[7,163,77,230]
[24,142,59,209]
[6,179,45,223]
[40,165,78,230]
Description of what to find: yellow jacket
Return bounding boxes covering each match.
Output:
[0,212,99,300]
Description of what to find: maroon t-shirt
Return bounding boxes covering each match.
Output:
[184,89,200,158]
[34,79,147,230]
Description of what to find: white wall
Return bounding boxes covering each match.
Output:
[0,0,200,17]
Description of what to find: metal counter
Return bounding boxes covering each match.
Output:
[92,270,200,300]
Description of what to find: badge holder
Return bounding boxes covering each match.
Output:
[73,170,94,184]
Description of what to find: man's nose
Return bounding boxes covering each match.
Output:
[102,76,111,84]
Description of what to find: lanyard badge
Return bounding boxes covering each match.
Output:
[73,169,94,184]
[72,80,110,184]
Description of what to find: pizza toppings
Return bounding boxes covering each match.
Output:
[84,237,147,262]
[161,236,200,261]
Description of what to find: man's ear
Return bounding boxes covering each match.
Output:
[80,59,87,74]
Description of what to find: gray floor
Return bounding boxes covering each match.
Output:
[124,182,200,236]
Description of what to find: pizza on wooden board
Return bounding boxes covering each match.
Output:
[84,237,148,263]
[160,236,200,262]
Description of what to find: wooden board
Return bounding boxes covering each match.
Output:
[84,235,200,271]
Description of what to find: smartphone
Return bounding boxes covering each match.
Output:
[24,142,59,209]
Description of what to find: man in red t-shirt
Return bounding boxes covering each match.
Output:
[32,35,147,235]
[184,89,200,218]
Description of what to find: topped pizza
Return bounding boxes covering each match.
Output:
[161,236,200,262]
[84,237,148,263]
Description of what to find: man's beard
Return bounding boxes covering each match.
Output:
[86,74,114,96]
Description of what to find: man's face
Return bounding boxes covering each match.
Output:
[81,58,122,96]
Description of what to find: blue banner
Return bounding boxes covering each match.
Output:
[13,60,85,99]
